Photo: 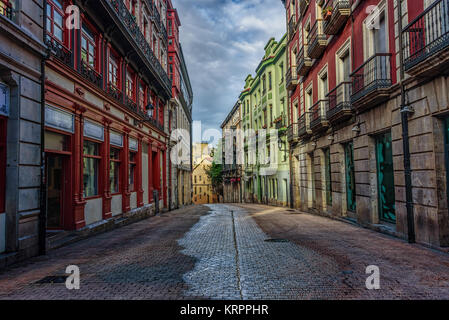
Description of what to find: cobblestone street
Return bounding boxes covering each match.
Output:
[0,204,449,300]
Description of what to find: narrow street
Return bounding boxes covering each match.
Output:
[0,204,448,300]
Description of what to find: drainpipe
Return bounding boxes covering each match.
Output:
[39,0,49,255]
[398,0,415,243]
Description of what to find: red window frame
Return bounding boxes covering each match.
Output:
[108,48,121,90]
[110,147,122,195]
[126,68,136,101]
[158,100,164,126]
[83,138,102,199]
[129,150,137,192]
[0,116,6,213]
[139,82,146,110]
[47,0,68,46]
[81,20,99,71]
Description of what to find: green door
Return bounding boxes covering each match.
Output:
[376,132,396,223]
[324,148,332,206]
[345,142,356,212]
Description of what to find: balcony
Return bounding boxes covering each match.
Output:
[307,19,327,59]
[350,53,392,112]
[323,0,351,35]
[0,0,12,20]
[80,62,103,89]
[309,100,329,133]
[289,14,297,40]
[326,81,353,124]
[298,112,312,138]
[107,0,171,95]
[297,46,313,76]
[299,0,310,17]
[402,0,449,77]
[287,123,299,143]
[107,83,123,103]
[45,36,73,68]
[286,67,299,90]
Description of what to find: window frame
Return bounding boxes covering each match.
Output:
[108,48,121,90]
[128,150,137,192]
[47,0,68,46]
[126,68,136,101]
[83,138,102,199]
[81,20,99,71]
[110,147,122,195]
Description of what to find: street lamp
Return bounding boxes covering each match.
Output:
[133,103,155,126]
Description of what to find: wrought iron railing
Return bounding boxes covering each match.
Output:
[45,36,73,67]
[309,100,327,128]
[289,14,297,39]
[307,19,326,56]
[80,62,103,88]
[326,81,352,119]
[107,83,123,102]
[402,0,449,71]
[350,53,392,103]
[108,0,171,92]
[287,123,298,142]
[0,0,12,20]
[298,112,309,136]
[299,0,309,17]
[322,0,352,30]
[286,67,298,87]
[296,45,312,76]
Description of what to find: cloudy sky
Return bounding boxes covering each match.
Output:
[172,0,286,143]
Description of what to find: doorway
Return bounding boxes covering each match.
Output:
[46,154,67,229]
[376,132,396,223]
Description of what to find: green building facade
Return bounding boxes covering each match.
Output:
[240,34,290,206]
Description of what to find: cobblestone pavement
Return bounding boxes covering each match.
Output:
[0,204,449,300]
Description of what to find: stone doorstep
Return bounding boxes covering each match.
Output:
[0,252,19,269]
[47,204,155,251]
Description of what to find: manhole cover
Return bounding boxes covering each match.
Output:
[35,275,69,284]
[264,238,289,243]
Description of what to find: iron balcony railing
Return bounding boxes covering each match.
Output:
[0,0,12,19]
[350,53,392,103]
[296,46,312,76]
[298,112,310,137]
[299,0,309,17]
[108,0,171,92]
[326,81,352,119]
[289,14,297,39]
[287,123,299,142]
[80,62,103,88]
[45,36,73,68]
[286,66,298,88]
[307,19,326,58]
[309,100,327,129]
[402,0,449,71]
[322,0,352,34]
[107,83,123,102]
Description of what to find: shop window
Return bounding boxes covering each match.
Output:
[83,140,101,198]
[47,0,66,44]
[81,23,97,70]
[110,148,121,194]
[129,151,137,191]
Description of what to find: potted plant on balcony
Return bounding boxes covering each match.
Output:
[323,7,333,20]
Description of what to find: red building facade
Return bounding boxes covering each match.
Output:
[44,0,171,232]
[284,0,449,248]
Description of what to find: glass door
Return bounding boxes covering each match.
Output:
[345,142,356,215]
[376,132,396,223]
[46,154,64,229]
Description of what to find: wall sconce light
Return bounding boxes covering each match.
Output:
[400,105,415,115]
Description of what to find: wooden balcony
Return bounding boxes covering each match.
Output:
[309,100,329,133]
[307,19,327,59]
[323,0,351,35]
[326,81,353,124]
[296,46,313,76]
[286,66,299,90]
[402,0,449,77]
[350,53,392,112]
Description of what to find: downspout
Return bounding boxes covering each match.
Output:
[398,0,415,243]
[39,0,49,255]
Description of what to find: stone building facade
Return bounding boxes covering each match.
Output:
[0,0,47,265]
[283,0,449,248]
[192,156,219,205]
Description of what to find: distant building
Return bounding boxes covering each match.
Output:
[192,157,219,204]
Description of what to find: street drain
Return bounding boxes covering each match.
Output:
[264,238,289,243]
[35,275,69,284]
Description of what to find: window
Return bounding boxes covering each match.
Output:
[110,148,121,194]
[47,0,65,43]
[83,140,101,198]
[129,151,137,191]
[126,70,135,101]
[268,72,272,91]
[81,23,97,69]
[139,83,146,109]
[0,117,6,213]
[280,63,284,83]
[108,50,120,88]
